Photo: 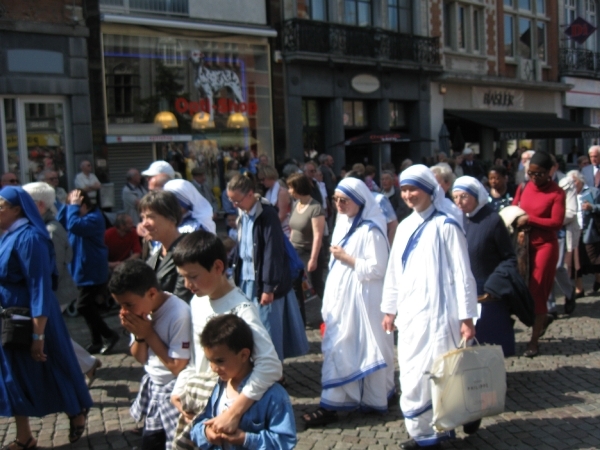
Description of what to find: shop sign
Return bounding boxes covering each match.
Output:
[472,87,524,110]
[565,17,597,45]
[106,135,193,144]
[499,131,527,140]
[174,97,258,116]
[351,74,380,94]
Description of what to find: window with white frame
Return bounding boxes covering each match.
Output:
[504,0,548,62]
[157,38,183,67]
[444,0,484,54]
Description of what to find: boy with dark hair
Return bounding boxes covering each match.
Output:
[190,315,297,449]
[170,230,282,447]
[109,260,192,450]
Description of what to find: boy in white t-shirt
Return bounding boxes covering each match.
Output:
[108,260,192,450]
[170,230,282,447]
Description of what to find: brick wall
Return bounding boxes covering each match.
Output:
[0,0,82,25]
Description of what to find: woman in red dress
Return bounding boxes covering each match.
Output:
[513,151,566,357]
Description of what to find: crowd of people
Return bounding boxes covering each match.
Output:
[0,144,598,450]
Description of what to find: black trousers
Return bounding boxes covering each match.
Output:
[141,428,166,450]
[76,284,114,345]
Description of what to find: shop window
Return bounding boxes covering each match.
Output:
[504,0,548,62]
[389,102,406,128]
[102,33,273,156]
[444,0,484,54]
[343,101,367,127]
[387,0,412,33]
[345,0,372,26]
[298,0,327,20]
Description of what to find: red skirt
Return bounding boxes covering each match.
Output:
[529,239,559,315]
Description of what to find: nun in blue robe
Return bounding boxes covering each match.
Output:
[452,176,517,356]
[0,187,92,446]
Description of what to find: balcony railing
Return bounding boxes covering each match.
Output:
[283,19,440,66]
[559,47,600,78]
[99,0,189,16]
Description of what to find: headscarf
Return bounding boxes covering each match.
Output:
[0,186,58,287]
[452,176,489,217]
[164,179,216,234]
[331,177,387,249]
[0,186,51,240]
[400,164,464,231]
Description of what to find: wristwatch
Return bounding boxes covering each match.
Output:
[32,333,45,341]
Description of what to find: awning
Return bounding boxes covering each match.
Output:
[332,129,432,147]
[446,110,600,140]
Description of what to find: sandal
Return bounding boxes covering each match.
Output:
[68,408,89,443]
[1,437,37,450]
[302,407,338,428]
[523,347,539,358]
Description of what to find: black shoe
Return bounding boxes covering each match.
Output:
[100,332,119,355]
[575,291,586,299]
[564,296,576,315]
[463,418,482,435]
[594,281,600,293]
[85,343,103,354]
[400,440,441,450]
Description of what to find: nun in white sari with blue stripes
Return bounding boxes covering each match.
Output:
[303,177,395,428]
[381,165,478,449]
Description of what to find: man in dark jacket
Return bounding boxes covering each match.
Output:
[461,148,486,181]
[228,174,308,362]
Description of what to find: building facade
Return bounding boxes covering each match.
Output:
[0,1,92,189]
[559,0,600,154]
[83,0,275,208]
[270,0,443,171]
[431,0,600,161]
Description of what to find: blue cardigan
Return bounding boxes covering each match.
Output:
[190,376,297,450]
[65,205,109,286]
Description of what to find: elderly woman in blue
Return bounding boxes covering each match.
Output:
[303,177,395,428]
[0,187,92,450]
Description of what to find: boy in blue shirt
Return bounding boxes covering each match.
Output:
[190,314,296,450]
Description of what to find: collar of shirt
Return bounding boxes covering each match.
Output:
[243,201,259,219]
[7,217,29,232]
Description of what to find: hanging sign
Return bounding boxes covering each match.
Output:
[565,17,597,44]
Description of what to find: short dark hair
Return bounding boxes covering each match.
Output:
[172,230,228,271]
[108,260,161,296]
[344,170,365,182]
[191,167,205,177]
[138,190,182,225]
[200,314,254,354]
[114,212,131,227]
[286,173,312,196]
[78,190,95,210]
[488,165,507,177]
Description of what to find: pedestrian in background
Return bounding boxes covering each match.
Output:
[65,189,119,355]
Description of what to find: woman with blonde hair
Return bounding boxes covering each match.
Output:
[258,165,291,237]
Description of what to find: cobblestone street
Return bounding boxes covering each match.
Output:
[3,281,600,449]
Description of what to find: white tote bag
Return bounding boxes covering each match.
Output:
[429,339,506,432]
